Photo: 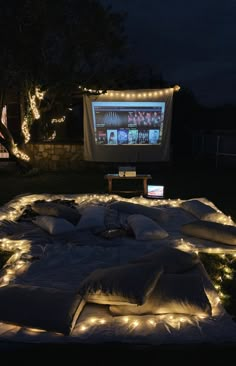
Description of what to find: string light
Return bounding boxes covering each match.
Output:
[28,93,40,120]
[51,116,66,124]
[0,192,235,335]
[22,115,31,143]
[12,144,30,161]
[77,86,180,99]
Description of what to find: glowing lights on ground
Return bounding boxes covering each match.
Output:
[0,238,31,287]
[0,193,235,335]
[77,313,207,334]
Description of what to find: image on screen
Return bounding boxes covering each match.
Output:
[92,101,165,145]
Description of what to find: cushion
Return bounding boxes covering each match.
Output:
[108,201,168,224]
[180,199,222,222]
[31,201,81,225]
[131,246,199,273]
[181,220,236,246]
[0,284,86,335]
[76,205,106,232]
[127,214,169,240]
[109,272,212,316]
[33,215,76,235]
[78,261,163,306]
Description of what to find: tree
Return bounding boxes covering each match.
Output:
[0,0,127,172]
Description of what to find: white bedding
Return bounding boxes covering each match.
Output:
[0,193,236,347]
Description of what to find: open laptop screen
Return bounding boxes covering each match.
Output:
[147,185,164,198]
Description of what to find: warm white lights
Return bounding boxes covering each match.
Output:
[29,93,40,120]
[77,86,180,99]
[12,144,30,161]
[51,116,66,124]
[22,115,31,143]
[104,87,175,100]
[0,192,235,338]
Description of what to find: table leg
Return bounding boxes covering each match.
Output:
[108,178,112,193]
[143,178,148,195]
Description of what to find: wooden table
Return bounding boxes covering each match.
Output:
[104,174,152,195]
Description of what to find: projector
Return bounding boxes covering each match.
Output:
[118,166,136,177]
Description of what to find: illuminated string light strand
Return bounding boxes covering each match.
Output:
[78,85,181,98]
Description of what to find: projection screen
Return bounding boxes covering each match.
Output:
[83,88,174,162]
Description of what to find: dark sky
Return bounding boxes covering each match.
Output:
[101,0,236,107]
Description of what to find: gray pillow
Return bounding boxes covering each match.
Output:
[108,201,168,224]
[181,220,236,246]
[180,199,222,222]
[31,201,81,225]
[109,271,212,316]
[32,215,77,235]
[131,246,199,273]
[0,284,85,335]
[78,261,163,306]
[127,214,169,240]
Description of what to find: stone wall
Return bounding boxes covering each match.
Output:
[26,143,84,171]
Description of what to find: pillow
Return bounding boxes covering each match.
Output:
[31,201,81,225]
[76,205,106,232]
[109,272,212,317]
[131,246,199,273]
[127,214,169,240]
[180,199,222,222]
[78,261,163,306]
[0,284,86,335]
[181,220,236,246]
[33,215,76,235]
[108,201,167,224]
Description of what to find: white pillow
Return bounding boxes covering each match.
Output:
[109,271,212,317]
[181,220,236,246]
[131,246,199,274]
[0,284,85,335]
[108,201,168,224]
[33,216,76,235]
[31,201,81,225]
[180,199,222,222]
[78,261,163,306]
[77,205,106,232]
[127,214,169,240]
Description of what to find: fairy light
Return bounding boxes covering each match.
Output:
[100,86,179,99]
[29,94,40,120]
[78,85,103,94]
[47,131,56,141]
[0,192,235,335]
[22,115,31,143]
[35,87,45,100]
[51,116,66,124]
[12,144,30,161]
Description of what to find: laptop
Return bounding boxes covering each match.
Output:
[146,185,165,199]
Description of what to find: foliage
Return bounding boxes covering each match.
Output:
[0,0,128,170]
[199,252,236,309]
[0,251,13,269]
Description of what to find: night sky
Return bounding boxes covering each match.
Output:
[101,0,236,107]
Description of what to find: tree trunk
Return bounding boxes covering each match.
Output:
[0,120,32,173]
